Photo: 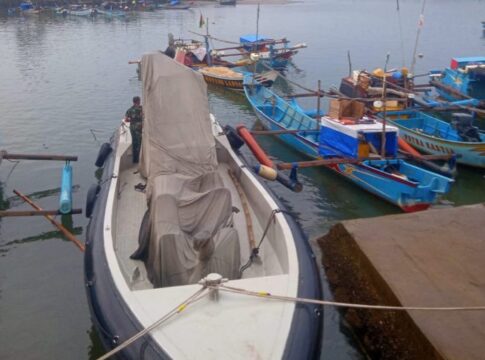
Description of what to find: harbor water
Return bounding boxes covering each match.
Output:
[1,0,485,358]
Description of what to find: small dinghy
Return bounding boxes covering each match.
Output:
[85,53,322,359]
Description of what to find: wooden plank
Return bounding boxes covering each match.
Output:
[2,153,78,161]
[277,154,453,170]
[277,158,360,169]
[284,92,325,99]
[0,209,82,217]
[250,129,317,135]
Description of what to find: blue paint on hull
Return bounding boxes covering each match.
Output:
[384,110,485,168]
[244,78,454,211]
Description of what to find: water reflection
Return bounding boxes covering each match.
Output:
[1,226,83,248]
[87,325,105,359]
[5,185,80,208]
[13,16,48,79]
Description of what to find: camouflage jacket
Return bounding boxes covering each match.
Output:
[125,105,143,126]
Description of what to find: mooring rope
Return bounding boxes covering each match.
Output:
[260,62,317,94]
[211,284,485,312]
[96,276,485,359]
[96,286,208,360]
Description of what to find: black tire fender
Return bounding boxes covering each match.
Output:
[95,142,112,168]
[224,125,245,150]
[85,184,101,218]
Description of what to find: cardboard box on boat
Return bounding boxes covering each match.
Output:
[328,99,365,120]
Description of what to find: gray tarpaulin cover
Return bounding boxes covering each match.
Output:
[137,53,240,287]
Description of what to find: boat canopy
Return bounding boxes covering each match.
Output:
[240,34,272,44]
[137,53,240,288]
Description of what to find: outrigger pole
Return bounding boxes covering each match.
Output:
[380,53,391,158]
[13,189,85,252]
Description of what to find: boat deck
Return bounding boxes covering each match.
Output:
[114,148,278,290]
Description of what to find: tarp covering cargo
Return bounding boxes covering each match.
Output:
[139,53,217,179]
[134,53,240,287]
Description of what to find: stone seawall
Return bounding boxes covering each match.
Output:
[318,204,485,359]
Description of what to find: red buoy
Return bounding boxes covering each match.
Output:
[236,125,274,168]
[398,137,422,158]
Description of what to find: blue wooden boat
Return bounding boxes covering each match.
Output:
[382,110,485,168]
[430,57,485,106]
[239,35,306,70]
[244,77,454,212]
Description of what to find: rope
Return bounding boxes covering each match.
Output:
[96,286,208,360]
[260,62,317,94]
[239,209,283,276]
[188,30,240,45]
[212,284,485,312]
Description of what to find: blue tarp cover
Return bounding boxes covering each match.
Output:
[20,2,33,10]
[240,34,271,43]
[318,127,398,158]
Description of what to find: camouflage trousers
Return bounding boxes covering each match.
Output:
[130,124,142,163]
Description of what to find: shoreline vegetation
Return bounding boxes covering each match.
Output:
[1,0,292,10]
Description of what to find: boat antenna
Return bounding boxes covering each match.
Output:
[251,3,261,87]
[205,17,212,66]
[256,3,260,49]
[410,0,426,76]
[316,80,322,127]
[396,0,406,67]
[380,53,391,158]
[347,50,353,77]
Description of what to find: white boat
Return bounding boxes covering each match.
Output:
[68,6,96,16]
[85,53,322,359]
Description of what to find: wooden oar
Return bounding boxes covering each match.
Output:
[13,189,85,252]
[2,153,77,161]
[277,153,454,170]
[277,158,360,170]
[0,209,82,217]
[227,170,256,250]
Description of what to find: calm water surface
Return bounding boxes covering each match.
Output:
[1,1,485,358]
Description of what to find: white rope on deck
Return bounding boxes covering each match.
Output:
[212,284,485,312]
[96,276,485,359]
[96,286,209,360]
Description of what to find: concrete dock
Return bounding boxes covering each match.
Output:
[318,204,485,359]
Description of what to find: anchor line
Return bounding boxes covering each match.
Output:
[97,276,485,359]
[96,286,209,360]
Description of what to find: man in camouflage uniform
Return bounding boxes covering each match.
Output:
[125,96,143,163]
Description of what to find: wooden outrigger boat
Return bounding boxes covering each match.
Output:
[238,35,306,70]
[85,54,322,359]
[429,57,485,109]
[172,38,278,90]
[380,110,485,168]
[198,66,278,90]
[244,76,454,212]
